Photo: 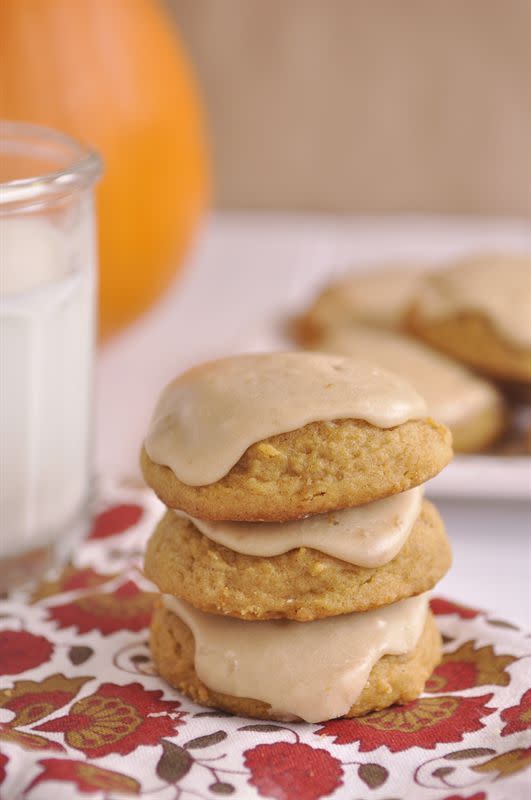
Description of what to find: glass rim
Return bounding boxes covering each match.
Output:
[0,120,103,206]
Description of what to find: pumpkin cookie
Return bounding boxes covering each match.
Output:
[141,418,451,521]
[145,499,451,621]
[294,265,424,344]
[150,601,441,721]
[313,326,506,453]
[141,353,452,521]
[407,253,531,385]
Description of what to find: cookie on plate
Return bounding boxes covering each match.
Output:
[313,325,506,453]
[294,265,424,344]
[407,253,531,385]
[141,352,452,521]
[145,498,451,621]
[150,596,441,722]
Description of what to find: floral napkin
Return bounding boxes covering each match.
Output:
[1,482,529,800]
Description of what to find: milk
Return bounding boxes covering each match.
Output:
[0,212,96,559]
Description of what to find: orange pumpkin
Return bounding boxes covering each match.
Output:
[0,0,209,338]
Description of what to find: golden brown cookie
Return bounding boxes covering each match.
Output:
[141,418,452,521]
[150,605,441,720]
[407,253,531,385]
[293,266,424,344]
[145,500,451,621]
[408,313,531,384]
[310,325,506,453]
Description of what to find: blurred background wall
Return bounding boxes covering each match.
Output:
[166,0,531,216]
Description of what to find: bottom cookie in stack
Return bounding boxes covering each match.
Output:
[151,594,440,723]
[145,490,451,723]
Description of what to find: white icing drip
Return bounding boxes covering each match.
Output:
[176,486,423,567]
[145,352,427,485]
[163,594,429,723]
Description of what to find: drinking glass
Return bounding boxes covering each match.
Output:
[0,121,102,591]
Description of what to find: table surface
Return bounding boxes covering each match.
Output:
[97,212,531,629]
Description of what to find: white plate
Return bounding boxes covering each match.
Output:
[239,317,531,501]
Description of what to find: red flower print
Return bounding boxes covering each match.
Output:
[430,598,480,619]
[244,742,343,800]
[0,629,53,674]
[0,673,90,755]
[427,660,478,693]
[89,504,143,539]
[501,689,531,736]
[426,641,515,693]
[0,674,90,727]
[35,682,184,758]
[317,694,495,752]
[26,759,140,796]
[31,566,115,603]
[47,580,154,635]
[442,794,486,800]
[0,752,8,785]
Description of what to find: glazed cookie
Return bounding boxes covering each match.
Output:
[313,326,506,453]
[408,253,531,384]
[141,353,452,521]
[145,498,451,621]
[150,598,441,722]
[294,265,424,344]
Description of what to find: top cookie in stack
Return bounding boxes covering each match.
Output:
[141,352,453,723]
[141,352,451,520]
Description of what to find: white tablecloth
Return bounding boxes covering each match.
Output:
[97,212,531,628]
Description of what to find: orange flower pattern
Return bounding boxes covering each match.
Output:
[0,484,529,800]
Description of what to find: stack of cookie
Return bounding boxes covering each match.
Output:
[141,352,453,722]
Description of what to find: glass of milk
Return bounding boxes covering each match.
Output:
[0,121,102,591]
